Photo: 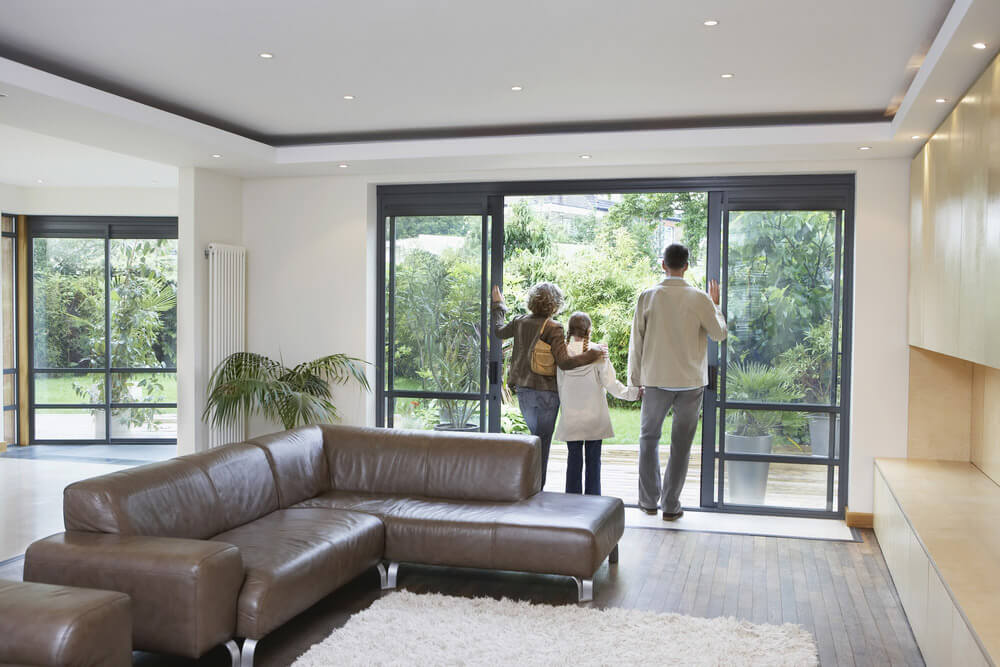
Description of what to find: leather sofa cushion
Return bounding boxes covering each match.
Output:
[0,579,131,667]
[320,424,542,502]
[64,457,226,538]
[211,508,384,639]
[293,490,623,579]
[248,426,330,507]
[182,442,280,532]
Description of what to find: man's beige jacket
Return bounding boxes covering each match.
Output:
[627,278,728,389]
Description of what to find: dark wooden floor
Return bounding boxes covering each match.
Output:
[0,528,923,667]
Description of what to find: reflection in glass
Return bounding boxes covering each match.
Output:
[727,211,838,405]
[390,397,481,432]
[391,216,483,394]
[32,238,106,368]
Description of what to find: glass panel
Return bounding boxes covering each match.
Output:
[4,410,14,444]
[110,407,177,439]
[110,239,178,368]
[3,235,14,367]
[34,372,105,404]
[391,216,483,394]
[727,211,837,405]
[33,238,106,369]
[111,372,177,404]
[389,397,481,431]
[3,374,12,406]
[722,407,831,458]
[724,461,834,510]
[34,408,106,440]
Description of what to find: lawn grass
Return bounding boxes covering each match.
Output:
[35,373,177,407]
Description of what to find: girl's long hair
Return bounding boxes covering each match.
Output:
[566,312,592,352]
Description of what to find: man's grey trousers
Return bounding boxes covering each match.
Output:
[638,386,705,513]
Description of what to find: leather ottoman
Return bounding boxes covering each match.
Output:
[0,579,131,667]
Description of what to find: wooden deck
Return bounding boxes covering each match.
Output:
[544,442,833,510]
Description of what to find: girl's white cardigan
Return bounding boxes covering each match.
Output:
[555,337,640,442]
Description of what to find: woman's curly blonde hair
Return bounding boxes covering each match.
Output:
[526,282,564,317]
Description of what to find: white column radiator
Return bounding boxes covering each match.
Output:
[206,243,247,448]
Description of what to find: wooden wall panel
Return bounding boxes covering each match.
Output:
[908,346,973,461]
[971,364,1000,486]
[910,51,1000,370]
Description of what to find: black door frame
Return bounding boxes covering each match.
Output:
[377,175,854,518]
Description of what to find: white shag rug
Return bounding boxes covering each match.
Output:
[292,591,818,667]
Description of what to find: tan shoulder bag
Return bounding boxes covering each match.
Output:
[530,319,557,377]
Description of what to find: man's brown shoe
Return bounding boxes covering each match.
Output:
[662,510,684,521]
[639,506,658,515]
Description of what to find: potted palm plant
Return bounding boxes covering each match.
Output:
[416,318,482,431]
[778,319,839,458]
[725,359,803,505]
[203,352,370,432]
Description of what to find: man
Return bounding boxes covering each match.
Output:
[628,243,727,520]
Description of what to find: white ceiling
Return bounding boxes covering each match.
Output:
[0,0,953,138]
[0,123,177,187]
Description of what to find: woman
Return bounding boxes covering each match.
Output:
[492,282,605,486]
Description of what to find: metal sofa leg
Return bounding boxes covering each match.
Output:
[574,577,594,603]
[385,561,400,589]
[224,640,240,667]
[608,544,619,564]
[240,638,258,667]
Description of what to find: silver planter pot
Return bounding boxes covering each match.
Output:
[726,433,773,505]
[808,414,841,459]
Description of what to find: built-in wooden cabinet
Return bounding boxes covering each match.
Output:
[910,52,1000,370]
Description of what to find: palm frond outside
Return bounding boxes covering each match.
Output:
[203,352,370,431]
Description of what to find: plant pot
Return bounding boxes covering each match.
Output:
[725,433,773,505]
[808,413,841,459]
[433,423,479,432]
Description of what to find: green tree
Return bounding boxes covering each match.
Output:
[606,192,708,266]
[504,200,552,260]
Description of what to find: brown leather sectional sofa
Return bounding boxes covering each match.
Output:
[24,424,624,666]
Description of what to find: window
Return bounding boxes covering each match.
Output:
[0,215,17,445]
[29,217,177,443]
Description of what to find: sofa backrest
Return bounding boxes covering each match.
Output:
[63,442,279,538]
[320,425,542,502]
[246,425,330,507]
[182,442,280,530]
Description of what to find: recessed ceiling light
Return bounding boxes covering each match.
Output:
[935,98,947,103]
[911,135,922,140]
[973,42,987,50]
[579,154,592,159]
[0,92,7,98]
[211,154,222,158]
[720,73,734,79]
[36,179,43,184]
[259,52,274,59]
[703,19,719,26]
[858,146,871,151]
[343,94,355,100]
[338,163,349,168]
[511,85,523,91]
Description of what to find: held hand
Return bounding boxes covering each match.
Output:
[708,279,721,306]
[637,387,645,400]
[491,285,503,304]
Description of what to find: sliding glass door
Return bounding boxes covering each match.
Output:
[709,204,850,514]
[29,218,178,444]
[378,178,853,518]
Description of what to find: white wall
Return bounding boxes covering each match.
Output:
[242,176,372,434]
[14,186,177,216]
[177,168,242,454]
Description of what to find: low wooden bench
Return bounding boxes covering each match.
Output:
[874,458,999,666]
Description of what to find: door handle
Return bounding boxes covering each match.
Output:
[489,361,499,385]
[707,365,718,392]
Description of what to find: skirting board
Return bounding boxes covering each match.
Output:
[845,508,873,529]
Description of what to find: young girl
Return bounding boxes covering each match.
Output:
[555,312,641,495]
